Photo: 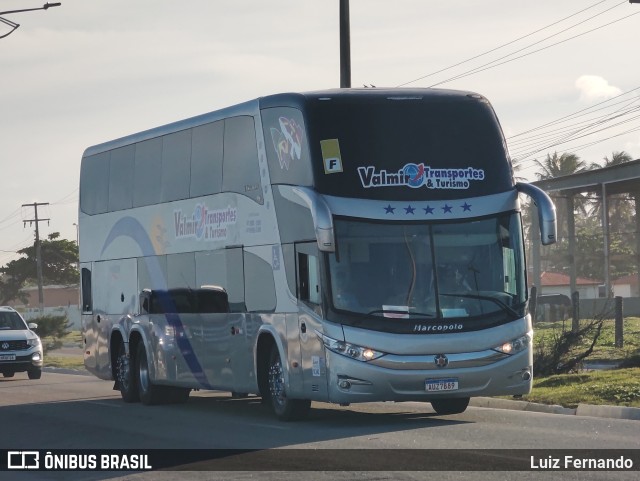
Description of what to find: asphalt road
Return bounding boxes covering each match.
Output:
[1,370,639,481]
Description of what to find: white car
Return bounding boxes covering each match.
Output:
[0,306,43,379]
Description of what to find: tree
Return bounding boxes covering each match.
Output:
[0,232,78,304]
[31,314,72,353]
[0,275,28,305]
[591,150,633,169]
[529,152,590,274]
[586,151,636,280]
[532,151,589,180]
[532,152,590,243]
[587,151,635,223]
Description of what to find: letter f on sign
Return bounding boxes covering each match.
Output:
[321,139,344,174]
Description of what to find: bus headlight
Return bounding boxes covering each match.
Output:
[321,334,385,362]
[494,332,532,355]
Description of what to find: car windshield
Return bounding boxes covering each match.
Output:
[0,311,28,330]
[327,213,526,320]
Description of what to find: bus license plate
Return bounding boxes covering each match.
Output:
[425,378,458,392]
[0,355,16,361]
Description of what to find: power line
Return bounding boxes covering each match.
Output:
[427,8,639,88]
[510,107,640,161]
[396,0,623,88]
[507,94,640,145]
[515,124,640,174]
[0,207,22,226]
[51,188,78,206]
[509,85,640,138]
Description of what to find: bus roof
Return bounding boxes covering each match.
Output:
[82,88,486,158]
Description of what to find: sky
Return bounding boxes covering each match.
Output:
[1,0,639,266]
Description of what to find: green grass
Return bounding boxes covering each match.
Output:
[511,317,640,408]
[534,317,640,364]
[43,330,85,370]
[521,368,640,408]
[44,354,85,371]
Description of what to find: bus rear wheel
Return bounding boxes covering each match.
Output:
[430,397,470,415]
[116,342,139,403]
[267,345,310,421]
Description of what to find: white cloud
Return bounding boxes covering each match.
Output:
[575,75,622,102]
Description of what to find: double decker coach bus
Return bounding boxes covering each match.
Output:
[78,88,556,420]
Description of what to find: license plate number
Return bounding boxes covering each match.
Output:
[425,378,459,392]
[0,354,16,361]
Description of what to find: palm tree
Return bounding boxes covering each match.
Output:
[531,152,589,244]
[589,151,634,220]
[599,150,633,169]
[532,152,588,181]
[588,151,636,278]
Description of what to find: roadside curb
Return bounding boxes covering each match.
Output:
[470,397,575,415]
[575,403,640,421]
[470,397,640,421]
[43,366,92,376]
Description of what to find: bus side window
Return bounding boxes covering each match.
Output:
[81,267,93,313]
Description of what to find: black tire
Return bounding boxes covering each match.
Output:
[2,372,15,378]
[267,345,310,421]
[136,342,166,405]
[27,368,42,380]
[430,397,470,415]
[116,342,139,403]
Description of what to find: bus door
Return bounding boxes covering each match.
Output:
[296,242,328,399]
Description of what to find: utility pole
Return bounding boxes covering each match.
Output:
[339,0,351,88]
[22,202,50,314]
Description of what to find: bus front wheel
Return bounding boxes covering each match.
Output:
[430,397,470,415]
[267,345,310,421]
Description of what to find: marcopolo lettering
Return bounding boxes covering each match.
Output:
[358,163,484,190]
[413,323,464,332]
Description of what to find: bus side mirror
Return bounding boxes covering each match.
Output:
[293,186,336,252]
[516,182,557,246]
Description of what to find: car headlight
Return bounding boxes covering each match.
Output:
[320,333,385,362]
[494,332,532,355]
[27,337,42,348]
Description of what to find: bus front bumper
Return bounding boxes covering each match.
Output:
[325,348,532,404]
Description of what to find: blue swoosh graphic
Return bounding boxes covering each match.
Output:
[101,216,213,389]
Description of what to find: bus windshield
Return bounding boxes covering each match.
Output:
[327,213,526,321]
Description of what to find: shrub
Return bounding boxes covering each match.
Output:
[30,314,72,353]
[533,319,603,376]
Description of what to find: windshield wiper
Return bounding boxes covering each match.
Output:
[365,309,435,318]
[439,292,520,318]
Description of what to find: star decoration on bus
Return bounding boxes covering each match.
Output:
[380,202,475,216]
